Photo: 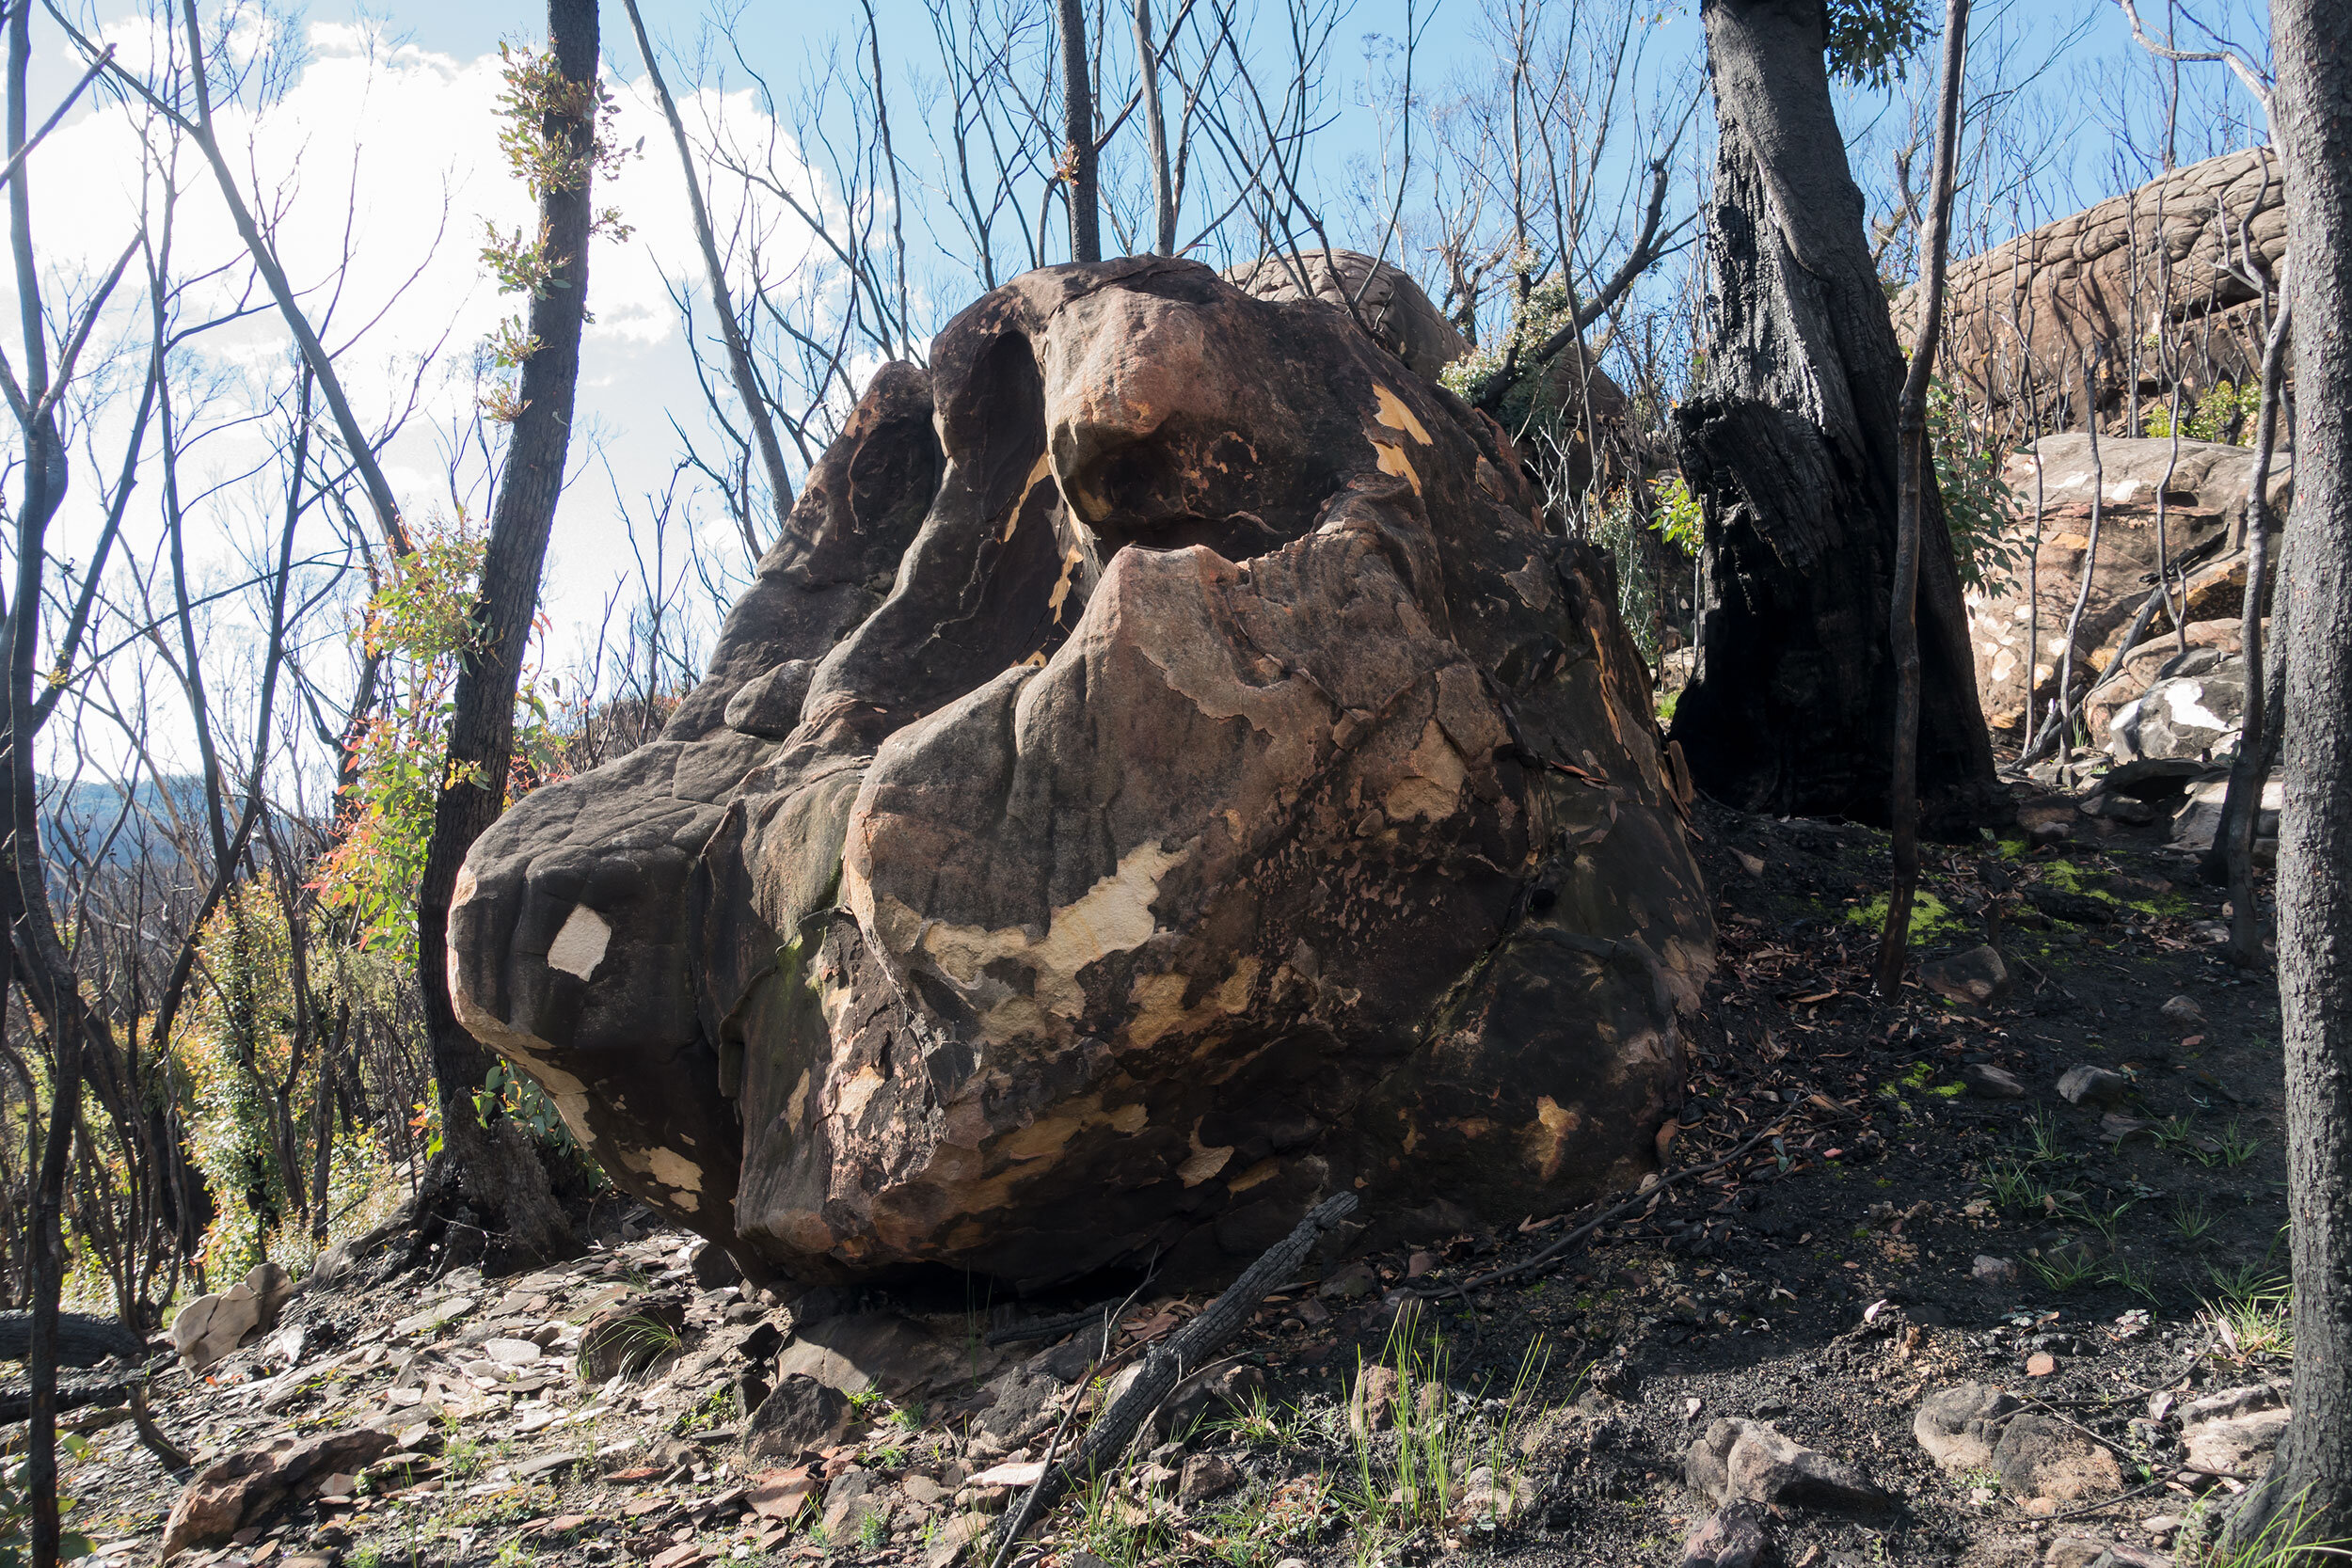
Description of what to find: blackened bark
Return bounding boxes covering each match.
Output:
[2227,0,2352,1548]
[412,0,601,1267]
[1670,0,1999,832]
[1057,0,1100,262]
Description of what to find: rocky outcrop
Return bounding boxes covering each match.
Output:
[450,258,1712,1290]
[1221,248,1470,381]
[1966,433,2288,737]
[1900,149,2285,422]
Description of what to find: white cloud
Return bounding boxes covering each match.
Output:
[8,14,836,770]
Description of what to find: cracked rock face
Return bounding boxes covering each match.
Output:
[450,257,1713,1289]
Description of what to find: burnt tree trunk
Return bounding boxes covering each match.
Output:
[2225,0,2352,1548]
[1670,0,1999,833]
[410,0,603,1271]
[1058,0,1100,262]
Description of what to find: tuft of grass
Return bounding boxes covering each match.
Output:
[2070,1197,2136,1249]
[1982,1156,2052,1214]
[2028,1247,2103,1293]
[2174,1196,2217,1243]
[2203,1266,2294,1360]
[2177,1486,2352,1566]
[2023,1106,2067,1164]
[1209,1386,1312,1449]
[441,1433,485,1481]
[581,1310,682,1385]
[2214,1118,2264,1169]
[1344,1323,1549,1555]
[2102,1256,2159,1304]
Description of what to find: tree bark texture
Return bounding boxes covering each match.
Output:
[1058,0,1101,262]
[1136,0,1174,254]
[412,0,601,1267]
[2221,296,2291,966]
[2229,0,2352,1548]
[1671,0,1999,833]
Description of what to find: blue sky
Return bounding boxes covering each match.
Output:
[15,0,2273,780]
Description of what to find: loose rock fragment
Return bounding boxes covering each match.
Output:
[1685,1418,1889,1513]
[1963,1063,2027,1100]
[2057,1066,2131,1107]
[163,1426,396,1553]
[2179,1384,2290,1479]
[1679,1501,1771,1568]
[1919,945,2012,1006]
[1914,1384,2023,1472]
[743,1373,852,1459]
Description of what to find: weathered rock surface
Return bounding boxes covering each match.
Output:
[1679,1501,1772,1568]
[743,1382,856,1466]
[1920,945,2012,1007]
[578,1292,688,1385]
[1966,434,2287,738]
[1915,1383,2022,1472]
[1962,1063,2026,1100]
[1686,1418,1889,1513]
[163,1425,396,1552]
[1899,149,2285,423]
[450,257,1712,1288]
[2057,1066,2130,1108]
[171,1262,295,1371]
[2179,1383,2289,1480]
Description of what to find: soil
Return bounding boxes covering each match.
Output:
[37,789,2294,1568]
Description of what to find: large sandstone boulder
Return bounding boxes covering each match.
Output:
[1967,433,2288,736]
[1899,149,2285,423]
[1220,247,1471,379]
[451,258,1712,1289]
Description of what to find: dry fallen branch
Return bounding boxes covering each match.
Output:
[986,1192,1359,1568]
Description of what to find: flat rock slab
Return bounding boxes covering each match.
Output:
[165,1426,396,1553]
[2181,1384,2290,1478]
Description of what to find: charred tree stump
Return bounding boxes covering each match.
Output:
[1670,0,2000,834]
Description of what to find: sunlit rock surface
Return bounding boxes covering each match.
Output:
[450,256,1712,1289]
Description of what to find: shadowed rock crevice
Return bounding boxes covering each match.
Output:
[451,257,1714,1290]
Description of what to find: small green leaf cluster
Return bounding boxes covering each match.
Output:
[1827,0,1930,89]
[315,515,490,958]
[2142,379,2264,446]
[0,1443,95,1566]
[1929,383,2027,594]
